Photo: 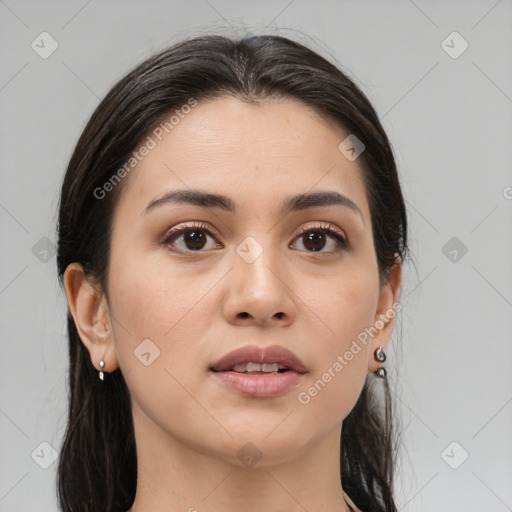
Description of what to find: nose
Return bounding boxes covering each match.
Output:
[222,241,297,327]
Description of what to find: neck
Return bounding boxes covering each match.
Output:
[126,402,355,512]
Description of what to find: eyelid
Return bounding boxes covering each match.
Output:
[294,221,347,241]
[162,221,218,240]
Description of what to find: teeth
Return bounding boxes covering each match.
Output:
[231,362,288,373]
[247,362,263,372]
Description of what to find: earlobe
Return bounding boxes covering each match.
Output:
[368,254,402,373]
[63,262,119,375]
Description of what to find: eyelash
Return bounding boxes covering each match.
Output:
[162,221,348,255]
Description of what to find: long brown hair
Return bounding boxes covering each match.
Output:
[56,34,408,512]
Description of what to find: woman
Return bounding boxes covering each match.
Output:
[56,34,407,512]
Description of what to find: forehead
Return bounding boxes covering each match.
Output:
[114,95,370,221]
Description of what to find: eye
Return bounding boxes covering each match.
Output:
[290,223,348,254]
[162,221,347,255]
[162,222,222,253]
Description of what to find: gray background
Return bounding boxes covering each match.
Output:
[1,1,511,511]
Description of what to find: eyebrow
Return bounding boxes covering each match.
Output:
[142,189,364,223]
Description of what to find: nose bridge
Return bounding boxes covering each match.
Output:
[223,234,296,325]
[237,235,281,292]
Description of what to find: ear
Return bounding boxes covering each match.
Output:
[63,262,119,375]
[367,254,402,373]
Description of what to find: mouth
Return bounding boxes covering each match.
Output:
[210,344,307,373]
[210,344,307,398]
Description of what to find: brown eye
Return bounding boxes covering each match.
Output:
[162,223,222,253]
[302,231,328,252]
[291,224,348,254]
[180,230,208,250]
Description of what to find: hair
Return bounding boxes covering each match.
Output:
[56,33,408,512]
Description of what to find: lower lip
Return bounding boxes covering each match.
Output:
[211,370,304,398]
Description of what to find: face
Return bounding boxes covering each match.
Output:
[100,95,398,466]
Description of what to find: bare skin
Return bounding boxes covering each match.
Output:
[64,95,401,512]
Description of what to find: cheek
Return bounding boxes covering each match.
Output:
[106,247,227,396]
[295,331,373,437]
[309,266,379,352]
[294,269,378,419]
[106,256,215,428]
[108,248,213,339]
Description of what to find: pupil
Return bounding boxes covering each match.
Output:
[304,232,325,251]
[185,230,207,250]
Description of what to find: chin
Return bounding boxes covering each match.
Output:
[204,425,315,468]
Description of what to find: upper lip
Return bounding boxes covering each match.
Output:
[210,344,307,374]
